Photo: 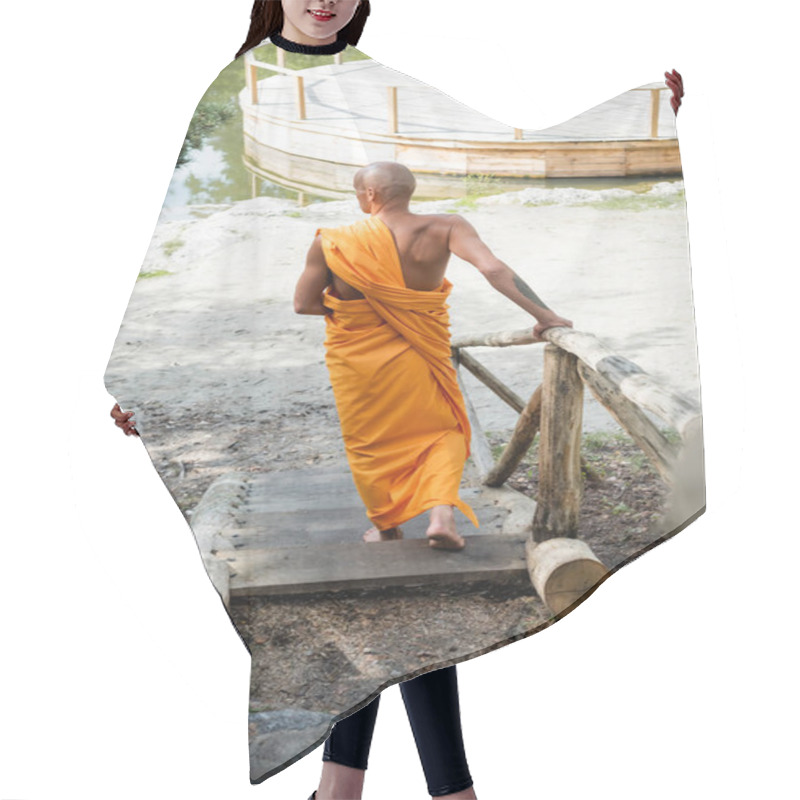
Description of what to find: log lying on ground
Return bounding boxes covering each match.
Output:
[484,385,542,487]
[526,537,609,615]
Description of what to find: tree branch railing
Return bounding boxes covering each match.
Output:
[451,325,701,614]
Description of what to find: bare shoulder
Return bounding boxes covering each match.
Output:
[424,213,465,237]
[443,213,480,242]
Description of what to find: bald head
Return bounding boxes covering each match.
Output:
[354,161,416,207]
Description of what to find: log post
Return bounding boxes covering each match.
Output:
[650,88,660,138]
[484,385,542,488]
[532,345,584,541]
[388,86,398,133]
[249,63,259,106]
[527,346,610,613]
[296,75,306,120]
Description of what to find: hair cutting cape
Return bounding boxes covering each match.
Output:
[105,37,703,784]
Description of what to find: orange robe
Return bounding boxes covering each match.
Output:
[316,216,479,531]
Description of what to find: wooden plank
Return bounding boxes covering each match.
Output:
[225,501,499,550]
[202,555,231,609]
[456,348,526,413]
[533,345,584,541]
[577,362,679,483]
[484,384,542,488]
[216,534,530,597]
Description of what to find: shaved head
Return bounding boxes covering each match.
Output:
[354,161,416,206]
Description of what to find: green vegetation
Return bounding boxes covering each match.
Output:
[580,429,672,477]
[173,43,371,199]
[590,188,685,212]
[137,269,171,281]
[662,428,681,445]
[162,238,185,256]
[463,172,503,195]
[445,173,510,212]
[177,101,238,167]
[583,430,630,451]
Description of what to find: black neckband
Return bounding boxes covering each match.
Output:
[269,31,348,55]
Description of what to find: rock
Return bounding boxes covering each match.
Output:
[249,709,334,782]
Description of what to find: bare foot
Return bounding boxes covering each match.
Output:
[426,505,465,550]
[363,525,403,543]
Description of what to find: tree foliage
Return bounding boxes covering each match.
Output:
[177,101,237,167]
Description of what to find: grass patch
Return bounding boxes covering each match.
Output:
[448,196,479,212]
[583,430,630,451]
[162,238,185,256]
[446,173,507,212]
[590,189,685,212]
[138,269,171,280]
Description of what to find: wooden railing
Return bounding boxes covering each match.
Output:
[244,48,344,119]
[452,325,701,614]
[632,85,670,138]
[244,51,670,138]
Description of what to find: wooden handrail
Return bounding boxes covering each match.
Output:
[632,85,669,138]
[452,326,700,439]
[451,320,700,544]
[244,51,326,120]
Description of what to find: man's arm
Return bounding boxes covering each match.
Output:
[447,215,572,337]
[294,235,332,316]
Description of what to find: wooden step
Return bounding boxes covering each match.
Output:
[215,534,529,597]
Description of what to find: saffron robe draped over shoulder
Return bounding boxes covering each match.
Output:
[317,216,479,531]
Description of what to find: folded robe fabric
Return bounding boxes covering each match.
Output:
[104,29,703,787]
[318,216,479,531]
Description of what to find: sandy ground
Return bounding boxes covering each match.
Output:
[106,181,699,510]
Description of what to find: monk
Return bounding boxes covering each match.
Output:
[294,161,572,550]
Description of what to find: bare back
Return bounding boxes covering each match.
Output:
[329,214,454,300]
